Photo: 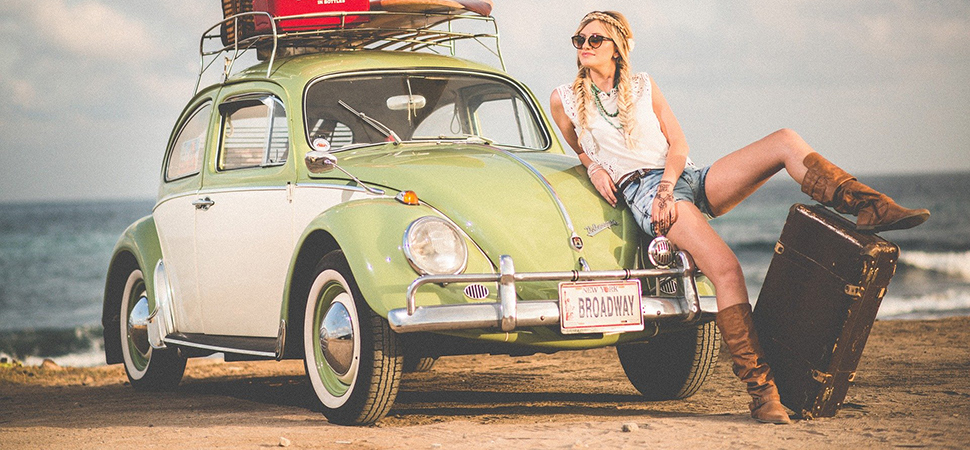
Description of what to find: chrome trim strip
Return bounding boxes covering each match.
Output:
[197,185,288,195]
[392,252,708,333]
[294,183,379,193]
[483,146,582,252]
[155,185,290,210]
[162,337,277,358]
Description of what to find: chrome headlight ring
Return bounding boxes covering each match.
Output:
[403,216,468,275]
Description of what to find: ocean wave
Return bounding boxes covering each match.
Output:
[879,290,970,320]
[0,325,103,364]
[898,250,970,281]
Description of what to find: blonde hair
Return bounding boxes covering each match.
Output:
[571,11,639,149]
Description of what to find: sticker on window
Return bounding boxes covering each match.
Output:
[312,138,331,152]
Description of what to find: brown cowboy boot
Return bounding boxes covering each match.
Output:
[801,153,929,232]
[716,303,791,424]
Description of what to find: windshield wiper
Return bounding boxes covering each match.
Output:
[415,135,493,145]
[338,100,402,145]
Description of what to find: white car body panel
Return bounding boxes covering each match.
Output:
[195,187,294,337]
[153,192,206,333]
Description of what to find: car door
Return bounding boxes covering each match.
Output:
[153,100,214,334]
[194,89,296,337]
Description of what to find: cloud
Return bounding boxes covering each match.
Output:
[11,0,161,61]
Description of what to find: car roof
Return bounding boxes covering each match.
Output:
[226,50,508,87]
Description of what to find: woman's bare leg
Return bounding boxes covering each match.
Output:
[666,202,748,311]
[703,128,814,217]
[667,202,792,424]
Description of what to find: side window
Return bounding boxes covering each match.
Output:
[473,96,543,149]
[219,96,288,171]
[165,103,211,181]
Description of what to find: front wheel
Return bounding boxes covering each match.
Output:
[303,250,403,425]
[119,268,185,390]
[616,321,720,400]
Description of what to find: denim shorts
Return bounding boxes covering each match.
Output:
[620,165,714,238]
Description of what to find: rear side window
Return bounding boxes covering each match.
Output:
[165,103,211,181]
[219,96,288,171]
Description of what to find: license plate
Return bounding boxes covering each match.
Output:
[559,280,644,334]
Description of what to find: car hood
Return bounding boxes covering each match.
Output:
[319,143,636,273]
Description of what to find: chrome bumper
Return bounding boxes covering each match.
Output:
[388,252,717,334]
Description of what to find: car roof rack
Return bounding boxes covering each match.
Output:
[196,10,506,94]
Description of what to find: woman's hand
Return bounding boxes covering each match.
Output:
[651,180,677,235]
[588,164,618,207]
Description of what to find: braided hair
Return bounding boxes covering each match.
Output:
[571,11,639,150]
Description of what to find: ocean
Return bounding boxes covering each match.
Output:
[1,172,968,367]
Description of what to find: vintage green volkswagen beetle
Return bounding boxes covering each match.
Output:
[102,9,719,425]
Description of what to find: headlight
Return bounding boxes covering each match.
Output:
[403,217,468,275]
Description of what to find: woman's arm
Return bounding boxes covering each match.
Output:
[651,77,690,234]
[550,90,618,207]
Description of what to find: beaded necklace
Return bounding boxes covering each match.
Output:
[591,83,622,129]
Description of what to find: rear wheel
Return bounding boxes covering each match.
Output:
[616,321,720,400]
[303,250,403,425]
[119,268,186,390]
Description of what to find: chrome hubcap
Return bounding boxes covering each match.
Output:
[320,298,355,383]
[127,295,152,358]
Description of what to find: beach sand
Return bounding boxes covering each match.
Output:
[1,317,968,449]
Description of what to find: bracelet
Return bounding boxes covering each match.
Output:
[587,163,606,179]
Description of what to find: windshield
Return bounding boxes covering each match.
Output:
[305,72,549,151]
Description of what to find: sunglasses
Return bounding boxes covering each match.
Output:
[571,34,614,49]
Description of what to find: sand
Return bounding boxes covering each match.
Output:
[1,317,968,449]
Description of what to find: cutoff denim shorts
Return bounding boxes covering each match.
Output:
[620,165,715,238]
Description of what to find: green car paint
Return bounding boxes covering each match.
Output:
[280,196,498,321]
[108,46,715,357]
[103,215,164,365]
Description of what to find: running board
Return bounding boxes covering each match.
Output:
[164,333,277,359]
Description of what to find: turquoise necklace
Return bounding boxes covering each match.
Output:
[591,83,622,129]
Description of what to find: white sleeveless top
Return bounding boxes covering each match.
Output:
[556,73,685,183]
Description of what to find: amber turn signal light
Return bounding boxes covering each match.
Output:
[395,190,420,205]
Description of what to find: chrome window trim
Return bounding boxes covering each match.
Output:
[164,100,214,183]
[217,94,290,172]
[302,69,552,153]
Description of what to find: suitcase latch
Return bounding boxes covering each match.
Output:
[774,242,785,255]
[812,369,833,383]
[844,284,865,298]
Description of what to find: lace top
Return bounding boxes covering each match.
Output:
[555,73,676,183]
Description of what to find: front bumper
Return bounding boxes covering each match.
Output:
[388,252,717,334]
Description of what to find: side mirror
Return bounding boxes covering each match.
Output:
[305,150,338,174]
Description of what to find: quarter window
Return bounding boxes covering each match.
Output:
[219,96,288,171]
[165,103,211,181]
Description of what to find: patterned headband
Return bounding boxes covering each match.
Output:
[582,12,631,40]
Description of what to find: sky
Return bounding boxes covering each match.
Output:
[0,0,967,203]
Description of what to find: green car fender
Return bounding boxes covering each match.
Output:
[102,215,164,365]
[279,197,496,333]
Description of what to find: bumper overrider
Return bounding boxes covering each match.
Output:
[388,251,717,334]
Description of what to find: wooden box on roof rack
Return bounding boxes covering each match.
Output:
[253,0,371,33]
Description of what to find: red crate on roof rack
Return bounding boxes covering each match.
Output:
[252,0,371,33]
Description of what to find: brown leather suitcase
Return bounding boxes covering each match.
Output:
[753,203,899,419]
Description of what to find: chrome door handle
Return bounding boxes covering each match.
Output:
[192,197,215,211]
